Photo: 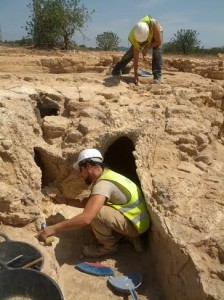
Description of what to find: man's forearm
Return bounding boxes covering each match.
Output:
[53,213,88,233]
[66,197,88,208]
[134,61,138,76]
[133,48,139,76]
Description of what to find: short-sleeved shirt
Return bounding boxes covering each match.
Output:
[91,179,130,205]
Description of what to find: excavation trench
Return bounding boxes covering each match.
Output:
[1,47,223,300]
[33,136,207,300]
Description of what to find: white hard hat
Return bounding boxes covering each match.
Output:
[133,22,149,43]
[73,148,103,170]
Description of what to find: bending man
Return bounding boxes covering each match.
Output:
[112,15,163,85]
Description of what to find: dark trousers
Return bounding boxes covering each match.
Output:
[112,45,163,80]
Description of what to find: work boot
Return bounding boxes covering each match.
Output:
[152,78,161,84]
[83,243,117,258]
[112,70,121,76]
[111,66,121,76]
[106,67,120,76]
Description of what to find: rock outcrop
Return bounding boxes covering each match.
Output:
[0,47,224,300]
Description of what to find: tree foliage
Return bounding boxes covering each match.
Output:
[168,29,201,54]
[96,32,120,50]
[25,0,94,49]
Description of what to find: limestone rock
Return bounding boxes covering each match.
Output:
[0,47,223,300]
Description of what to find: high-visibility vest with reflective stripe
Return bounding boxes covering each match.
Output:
[95,169,150,234]
[128,15,162,51]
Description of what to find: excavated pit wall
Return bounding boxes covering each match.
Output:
[0,51,224,299]
[32,127,212,300]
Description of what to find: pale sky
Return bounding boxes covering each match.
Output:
[0,0,223,48]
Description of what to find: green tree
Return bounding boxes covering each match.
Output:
[96,32,120,50]
[162,41,177,54]
[25,0,94,49]
[171,29,201,54]
[32,0,62,48]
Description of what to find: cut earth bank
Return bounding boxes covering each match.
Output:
[0,47,224,300]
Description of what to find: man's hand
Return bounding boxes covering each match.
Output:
[37,225,56,241]
[133,74,139,85]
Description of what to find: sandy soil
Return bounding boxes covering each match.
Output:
[0,46,223,300]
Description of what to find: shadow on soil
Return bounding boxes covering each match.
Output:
[54,228,164,299]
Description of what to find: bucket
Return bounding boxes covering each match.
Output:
[0,263,64,299]
[0,233,44,270]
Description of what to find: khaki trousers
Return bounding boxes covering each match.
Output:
[91,206,139,248]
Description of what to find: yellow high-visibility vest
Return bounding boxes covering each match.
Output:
[95,169,150,234]
[128,15,161,51]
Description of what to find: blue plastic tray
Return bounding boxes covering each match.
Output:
[108,273,142,300]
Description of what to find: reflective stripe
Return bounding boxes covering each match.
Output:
[132,210,149,224]
[118,196,143,214]
[95,169,150,233]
